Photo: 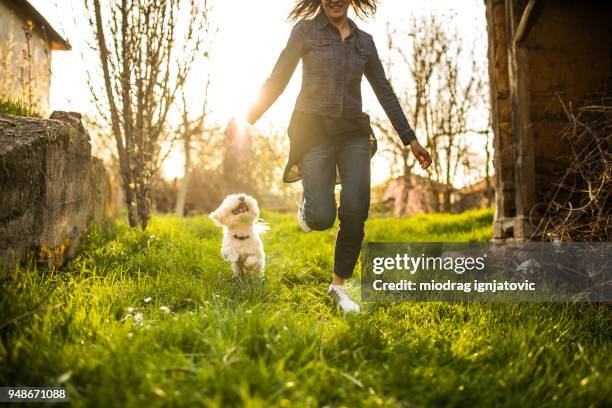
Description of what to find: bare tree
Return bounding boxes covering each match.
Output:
[426,36,485,212]
[173,4,217,217]
[174,75,216,217]
[86,0,207,229]
[373,16,446,215]
[377,14,489,214]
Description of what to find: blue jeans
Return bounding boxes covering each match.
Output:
[300,136,371,279]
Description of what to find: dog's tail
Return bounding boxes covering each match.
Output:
[254,218,270,234]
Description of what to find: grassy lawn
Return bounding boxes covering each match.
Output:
[1,208,610,407]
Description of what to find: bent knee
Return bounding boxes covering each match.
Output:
[305,211,336,231]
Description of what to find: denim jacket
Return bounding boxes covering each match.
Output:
[246,10,417,146]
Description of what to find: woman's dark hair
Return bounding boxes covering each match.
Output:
[288,0,378,22]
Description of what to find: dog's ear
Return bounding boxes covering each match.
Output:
[209,207,225,226]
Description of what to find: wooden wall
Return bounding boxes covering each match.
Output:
[485,0,612,242]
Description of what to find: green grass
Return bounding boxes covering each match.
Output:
[1,208,610,407]
[0,96,40,117]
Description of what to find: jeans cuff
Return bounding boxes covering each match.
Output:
[332,267,353,280]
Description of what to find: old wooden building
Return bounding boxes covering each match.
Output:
[0,0,70,113]
[485,0,612,242]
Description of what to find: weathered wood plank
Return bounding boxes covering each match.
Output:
[513,0,547,48]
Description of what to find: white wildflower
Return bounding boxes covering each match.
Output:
[134,312,144,325]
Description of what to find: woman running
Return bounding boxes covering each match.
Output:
[225,0,432,313]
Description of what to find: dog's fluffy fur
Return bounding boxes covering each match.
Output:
[209,193,267,277]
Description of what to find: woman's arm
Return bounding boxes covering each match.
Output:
[364,38,417,146]
[246,21,306,125]
[364,37,432,169]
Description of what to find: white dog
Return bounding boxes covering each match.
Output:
[209,193,267,277]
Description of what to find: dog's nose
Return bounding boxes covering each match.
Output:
[239,195,245,202]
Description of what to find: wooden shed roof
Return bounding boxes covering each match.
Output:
[4,0,71,51]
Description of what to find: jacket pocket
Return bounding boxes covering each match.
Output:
[354,44,372,62]
[351,44,371,76]
[356,44,371,55]
[306,39,333,62]
[307,39,333,47]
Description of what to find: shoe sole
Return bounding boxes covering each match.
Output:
[296,194,312,233]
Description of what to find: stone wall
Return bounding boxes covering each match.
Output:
[0,111,113,268]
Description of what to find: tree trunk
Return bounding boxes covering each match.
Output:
[443,187,452,213]
[175,135,191,217]
[444,143,453,213]
[123,176,139,228]
[136,178,151,230]
[398,150,412,217]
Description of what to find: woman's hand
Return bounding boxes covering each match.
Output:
[409,140,432,170]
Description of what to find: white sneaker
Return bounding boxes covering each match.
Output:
[296,192,312,233]
[327,284,360,314]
